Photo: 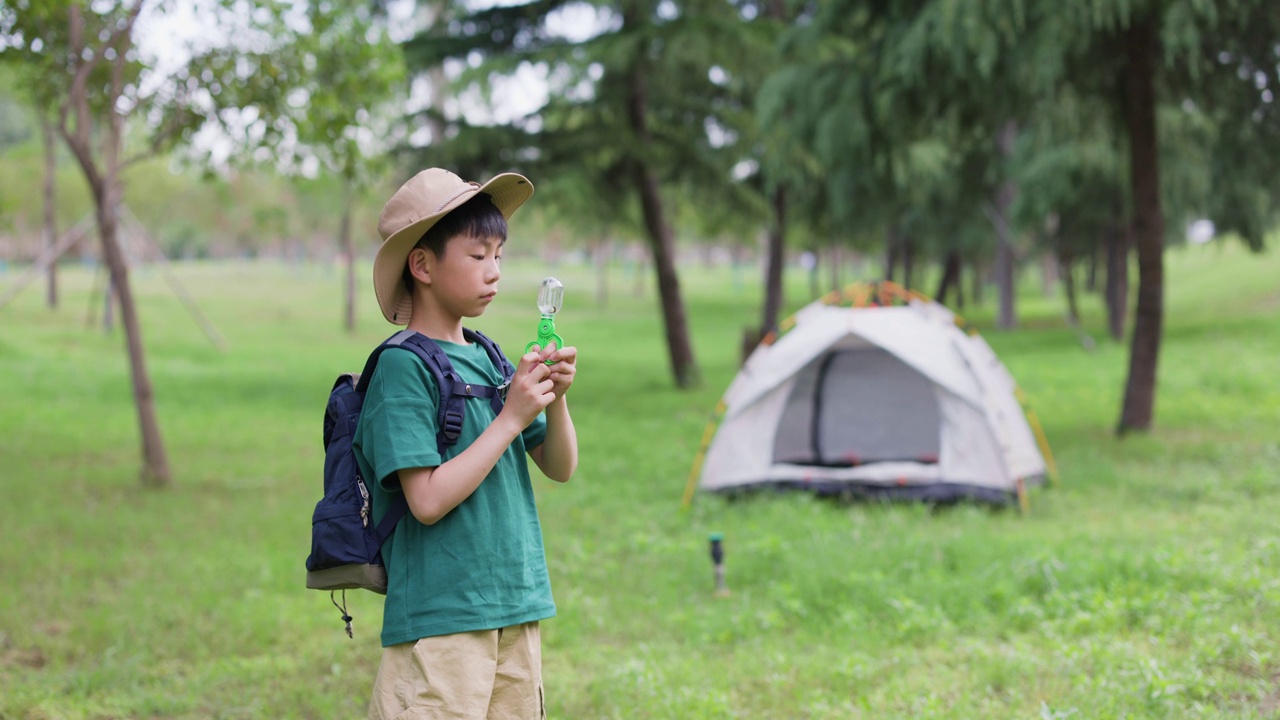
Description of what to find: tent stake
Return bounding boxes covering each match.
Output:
[709,533,730,597]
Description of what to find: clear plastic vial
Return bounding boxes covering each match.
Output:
[537,277,564,315]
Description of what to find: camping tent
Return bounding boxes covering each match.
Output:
[686,282,1055,506]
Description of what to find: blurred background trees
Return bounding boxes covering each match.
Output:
[2,0,1277,446]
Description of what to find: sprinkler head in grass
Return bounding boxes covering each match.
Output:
[709,532,730,597]
[526,277,564,363]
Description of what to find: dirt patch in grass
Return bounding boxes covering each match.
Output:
[1261,673,1280,718]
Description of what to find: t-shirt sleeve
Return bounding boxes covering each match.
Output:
[359,349,442,492]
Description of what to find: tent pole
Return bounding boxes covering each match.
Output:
[681,401,726,509]
[1015,387,1060,486]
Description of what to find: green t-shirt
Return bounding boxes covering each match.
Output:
[352,339,554,647]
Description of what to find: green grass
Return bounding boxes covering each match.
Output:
[1,242,1278,719]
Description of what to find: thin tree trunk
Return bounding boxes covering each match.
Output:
[971,259,985,306]
[1061,248,1080,325]
[625,51,698,388]
[935,249,962,305]
[761,185,786,334]
[1086,243,1099,292]
[1041,250,1059,298]
[633,163,698,387]
[1118,16,1165,433]
[97,191,172,485]
[1104,221,1129,341]
[884,226,899,283]
[902,234,915,291]
[60,2,169,486]
[340,184,356,333]
[41,118,58,309]
[994,120,1019,330]
[829,244,842,292]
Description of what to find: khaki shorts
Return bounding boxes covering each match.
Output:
[368,621,545,720]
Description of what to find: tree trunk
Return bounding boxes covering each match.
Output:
[625,53,698,388]
[59,2,169,485]
[829,244,842,292]
[1117,16,1165,434]
[935,249,962,305]
[1061,248,1080,325]
[994,120,1018,330]
[901,234,916,291]
[1086,243,1099,293]
[971,259,985,306]
[633,164,698,387]
[761,185,786,334]
[97,190,172,486]
[41,119,58,309]
[1104,220,1129,341]
[1041,251,1059,298]
[884,226,899,283]
[340,185,356,333]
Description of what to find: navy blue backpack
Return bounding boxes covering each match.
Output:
[306,328,515,636]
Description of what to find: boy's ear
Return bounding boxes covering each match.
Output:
[407,248,433,286]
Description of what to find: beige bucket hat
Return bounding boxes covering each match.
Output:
[373,168,534,324]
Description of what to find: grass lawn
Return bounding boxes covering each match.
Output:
[0,240,1278,719]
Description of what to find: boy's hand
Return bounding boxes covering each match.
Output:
[534,342,577,400]
[501,351,556,429]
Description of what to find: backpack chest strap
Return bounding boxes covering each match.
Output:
[439,375,507,445]
[447,378,508,414]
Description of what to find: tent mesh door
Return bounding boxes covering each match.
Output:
[772,347,941,466]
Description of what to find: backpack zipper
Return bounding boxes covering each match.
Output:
[357,475,371,528]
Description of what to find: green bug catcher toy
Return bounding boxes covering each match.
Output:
[526,277,564,362]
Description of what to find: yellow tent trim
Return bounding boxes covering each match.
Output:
[1014,386,1060,487]
[681,400,727,510]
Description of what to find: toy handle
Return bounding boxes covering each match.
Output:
[525,333,564,357]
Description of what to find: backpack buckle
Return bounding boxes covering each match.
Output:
[442,407,464,441]
[496,380,510,402]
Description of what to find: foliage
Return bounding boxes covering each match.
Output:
[266,2,406,187]
[401,0,765,246]
[0,243,1278,717]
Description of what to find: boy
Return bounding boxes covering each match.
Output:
[354,168,578,719]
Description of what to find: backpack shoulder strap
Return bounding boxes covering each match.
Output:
[376,331,459,454]
[353,330,419,393]
[362,330,513,454]
[465,328,516,384]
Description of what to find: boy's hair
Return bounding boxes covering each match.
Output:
[402,193,509,294]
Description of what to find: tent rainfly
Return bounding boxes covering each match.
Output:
[685,282,1056,508]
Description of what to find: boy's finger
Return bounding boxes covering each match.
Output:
[529,362,552,382]
[520,350,543,370]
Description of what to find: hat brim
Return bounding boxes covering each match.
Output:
[373,173,533,325]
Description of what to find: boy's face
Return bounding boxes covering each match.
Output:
[414,234,505,319]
